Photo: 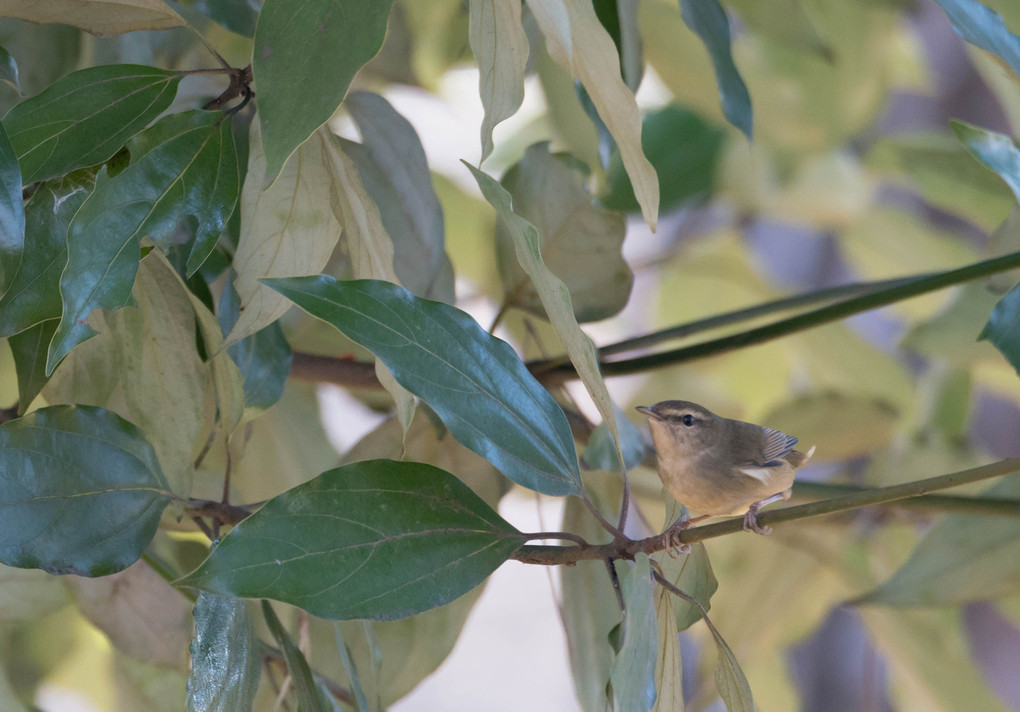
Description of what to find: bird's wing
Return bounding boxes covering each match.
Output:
[759,427,798,465]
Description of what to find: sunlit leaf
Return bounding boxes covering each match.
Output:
[188,593,261,712]
[952,120,1020,203]
[0,117,21,299]
[224,124,340,347]
[610,554,657,712]
[468,0,528,162]
[0,168,94,337]
[343,91,454,302]
[2,64,181,183]
[679,0,752,138]
[525,0,659,230]
[932,0,1020,80]
[41,310,120,408]
[491,143,631,323]
[0,0,185,35]
[8,318,56,411]
[261,601,329,712]
[253,0,393,179]
[264,276,583,496]
[467,161,626,485]
[0,405,171,576]
[180,460,526,620]
[48,110,238,373]
[723,0,828,55]
[651,587,684,712]
[856,475,1020,605]
[106,253,208,495]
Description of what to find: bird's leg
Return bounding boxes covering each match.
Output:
[663,513,711,555]
[743,488,791,535]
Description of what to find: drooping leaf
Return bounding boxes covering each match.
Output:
[653,538,717,632]
[679,0,752,138]
[706,617,754,712]
[610,554,658,712]
[343,91,454,302]
[651,586,685,712]
[0,405,171,576]
[525,0,659,230]
[468,0,528,162]
[2,64,182,183]
[263,276,583,496]
[980,280,1020,375]
[334,623,372,712]
[47,110,237,373]
[8,318,56,411]
[261,601,329,712]
[0,168,94,337]
[224,123,340,347]
[0,116,21,298]
[180,460,526,620]
[218,276,291,416]
[952,119,1020,203]
[187,593,261,712]
[467,162,626,487]
[0,45,20,93]
[106,253,208,495]
[0,0,185,35]
[602,104,724,214]
[855,475,1020,605]
[931,0,1020,80]
[491,143,631,323]
[253,0,393,179]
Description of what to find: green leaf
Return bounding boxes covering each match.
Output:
[179,460,525,620]
[0,405,171,576]
[0,118,21,306]
[651,586,685,712]
[47,110,238,374]
[653,540,717,632]
[706,618,754,712]
[602,104,724,214]
[261,601,329,712]
[9,318,56,411]
[979,280,1020,375]
[253,0,393,179]
[218,276,292,416]
[333,623,372,712]
[263,276,583,496]
[679,0,752,139]
[855,475,1020,605]
[343,91,454,302]
[492,143,631,323]
[0,168,94,337]
[952,120,1020,203]
[931,0,1020,79]
[2,64,182,184]
[610,554,658,712]
[582,406,648,472]
[0,45,20,93]
[187,593,261,712]
[188,0,259,37]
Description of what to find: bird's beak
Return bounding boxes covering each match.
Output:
[635,405,659,420]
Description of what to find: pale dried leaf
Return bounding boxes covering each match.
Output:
[0,0,184,35]
[469,0,528,162]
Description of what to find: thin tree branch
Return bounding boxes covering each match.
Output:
[792,480,1020,517]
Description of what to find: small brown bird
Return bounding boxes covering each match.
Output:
[636,400,815,537]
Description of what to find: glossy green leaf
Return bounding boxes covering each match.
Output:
[679,0,752,139]
[491,143,631,322]
[48,110,238,374]
[261,601,329,712]
[856,476,1020,606]
[610,554,658,712]
[602,104,724,214]
[187,593,260,712]
[218,276,292,416]
[0,168,94,337]
[952,120,1020,203]
[179,460,526,620]
[2,64,181,183]
[0,405,171,576]
[979,280,1020,375]
[263,276,583,496]
[932,0,1020,79]
[343,91,454,302]
[0,116,22,298]
[0,45,20,93]
[253,0,393,179]
[9,318,56,411]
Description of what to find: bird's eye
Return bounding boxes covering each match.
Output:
[681,414,695,426]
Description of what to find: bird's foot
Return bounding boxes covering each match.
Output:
[742,504,771,536]
[662,514,710,555]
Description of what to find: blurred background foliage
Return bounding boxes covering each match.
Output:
[2,0,1020,710]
